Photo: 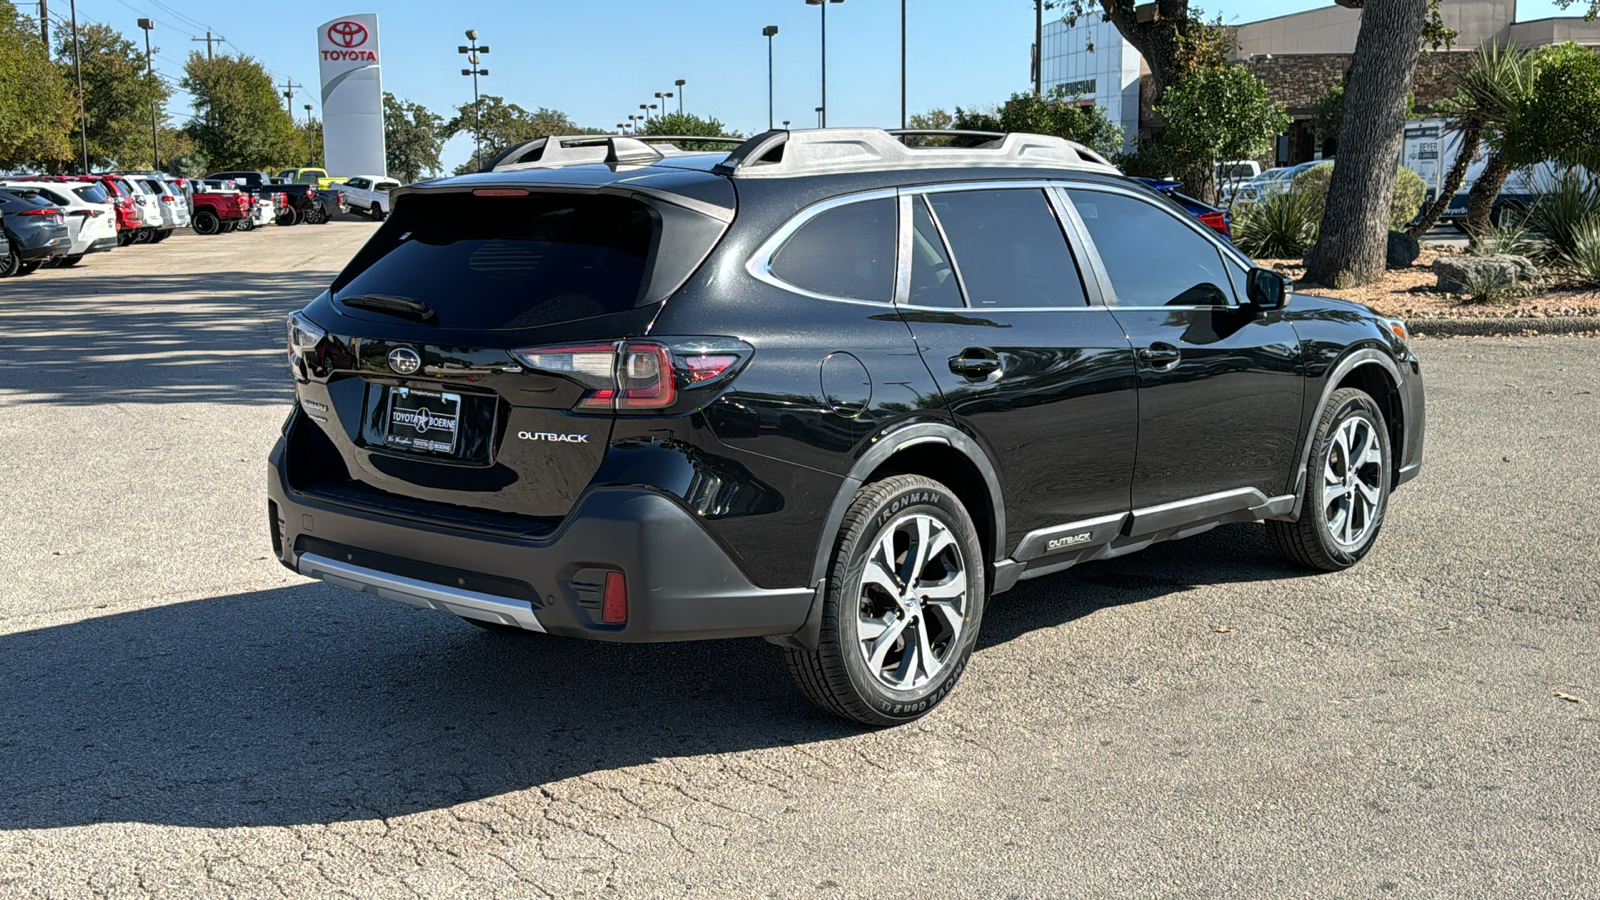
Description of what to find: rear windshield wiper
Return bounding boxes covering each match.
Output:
[337,293,437,323]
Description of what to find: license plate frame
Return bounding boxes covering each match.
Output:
[383,386,462,456]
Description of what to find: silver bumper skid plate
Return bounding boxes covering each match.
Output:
[297,552,545,632]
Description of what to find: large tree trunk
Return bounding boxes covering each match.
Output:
[1185,160,1218,206]
[1463,152,1511,241]
[1303,0,1428,288]
[1407,119,1482,238]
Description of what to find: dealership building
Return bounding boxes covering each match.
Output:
[1040,0,1600,162]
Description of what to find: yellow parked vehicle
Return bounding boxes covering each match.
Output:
[277,168,348,190]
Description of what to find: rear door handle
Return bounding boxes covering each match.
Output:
[1137,342,1182,369]
[949,349,1003,380]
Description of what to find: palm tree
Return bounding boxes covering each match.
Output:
[1408,45,1532,239]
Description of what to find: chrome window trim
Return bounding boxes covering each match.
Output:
[745,187,901,307]
[1059,181,1245,309]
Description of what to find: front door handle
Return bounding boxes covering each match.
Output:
[949,348,1003,381]
[1138,342,1182,369]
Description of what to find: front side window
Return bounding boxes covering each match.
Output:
[1067,189,1235,307]
[768,197,896,302]
[924,188,1087,308]
[347,178,369,190]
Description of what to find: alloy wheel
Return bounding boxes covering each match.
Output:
[856,513,969,691]
[1323,415,1384,549]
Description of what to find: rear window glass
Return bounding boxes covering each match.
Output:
[769,198,896,302]
[74,184,109,204]
[332,192,660,330]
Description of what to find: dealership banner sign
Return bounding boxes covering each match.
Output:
[317,14,386,178]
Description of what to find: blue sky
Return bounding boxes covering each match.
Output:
[60,0,1580,172]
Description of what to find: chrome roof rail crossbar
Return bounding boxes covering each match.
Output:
[714,128,1121,179]
[482,134,746,172]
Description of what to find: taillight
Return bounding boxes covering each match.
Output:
[286,310,326,376]
[16,208,56,216]
[509,339,750,413]
[1198,210,1231,239]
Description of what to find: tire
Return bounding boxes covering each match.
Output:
[150,230,171,242]
[116,231,132,246]
[0,241,19,277]
[276,207,300,227]
[235,216,254,232]
[134,228,154,244]
[16,260,41,276]
[193,210,220,235]
[305,205,328,225]
[1267,387,1392,572]
[220,221,238,233]
[783,474,986,726]
[60,254,84,267]
[371,202,386,221]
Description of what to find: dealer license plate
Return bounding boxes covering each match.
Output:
[384,387,461,455]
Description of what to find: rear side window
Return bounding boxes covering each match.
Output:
[925,188,1087,308]
[332,192,660,330]
[769,197,896,302]
[73,184,109,204]
[1067,189,1235,307]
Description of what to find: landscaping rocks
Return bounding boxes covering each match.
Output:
[1432,254,1538,293]
[1387,230,1421,268]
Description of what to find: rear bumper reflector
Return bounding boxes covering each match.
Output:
[297,552,545,632]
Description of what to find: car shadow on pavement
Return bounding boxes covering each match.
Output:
[0,523,1302,831]
[0,270,330,406]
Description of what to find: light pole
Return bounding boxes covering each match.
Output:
[616,123,626,134]
[639,103,649,122]
[804,0,843,128]
[782,120,791,130]
[674,78,686,113]
[458,30,490,170]
[654,91,674,119]
[900,0,906,129]
[68,0,88,172]
[305,104,319,166]
[137,18,159,170]
[1033,0,1043,97]
[762,26,779,131]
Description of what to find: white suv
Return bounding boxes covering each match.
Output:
[0,180,118,266]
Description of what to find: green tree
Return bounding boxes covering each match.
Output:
[638,112,741,150]
[446,95,604,173]
[53,22,168,170]
[953,87,1123,158]
[1502,42,1600,174]
[181,52,300,171]
[1154,64,1288,204]
[1555,1,1600,18]
[908,109,954,131]
[1409,44,1529,238]
[0,0,75,169]
[384,92,445,182]
[293,118,324,169]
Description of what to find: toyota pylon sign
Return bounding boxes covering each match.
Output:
[317,13,385,178]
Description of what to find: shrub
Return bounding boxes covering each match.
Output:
[1457,269,1517,304]
[1469,220,1540,259]
[1527,175,1600,259]
[1558,217,1600,287]
[1233,190,1320,259]
[1291,163,1428,231]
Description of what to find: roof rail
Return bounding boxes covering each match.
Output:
[715,128,1121,179]
[481,134,745,173]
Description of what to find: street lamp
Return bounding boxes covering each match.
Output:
[137,18,159,170]
[459,29,490,170]
[762,26,779,131]
[782,120,791,130]
[304,104,319,166]
[69,0,88,172]
[674,78,686,114]
[654,91,674,119]
[639,103,649,121]
[804,0,844,128]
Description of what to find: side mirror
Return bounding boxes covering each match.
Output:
[1246,267,1289,311]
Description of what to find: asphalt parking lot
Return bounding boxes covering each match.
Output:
[1,223,1598,899]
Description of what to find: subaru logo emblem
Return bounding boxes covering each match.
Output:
[387,347,422,375]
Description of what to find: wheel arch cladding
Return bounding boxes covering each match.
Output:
[1335,359,1405,488]
[866,443,997,569]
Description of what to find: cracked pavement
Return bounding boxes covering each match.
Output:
[1,223,1598,898]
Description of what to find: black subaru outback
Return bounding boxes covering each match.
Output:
[270,129,1424,725]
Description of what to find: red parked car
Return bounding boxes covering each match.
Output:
[190,181,252,234]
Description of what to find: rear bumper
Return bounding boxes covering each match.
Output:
[268,437,816,642]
